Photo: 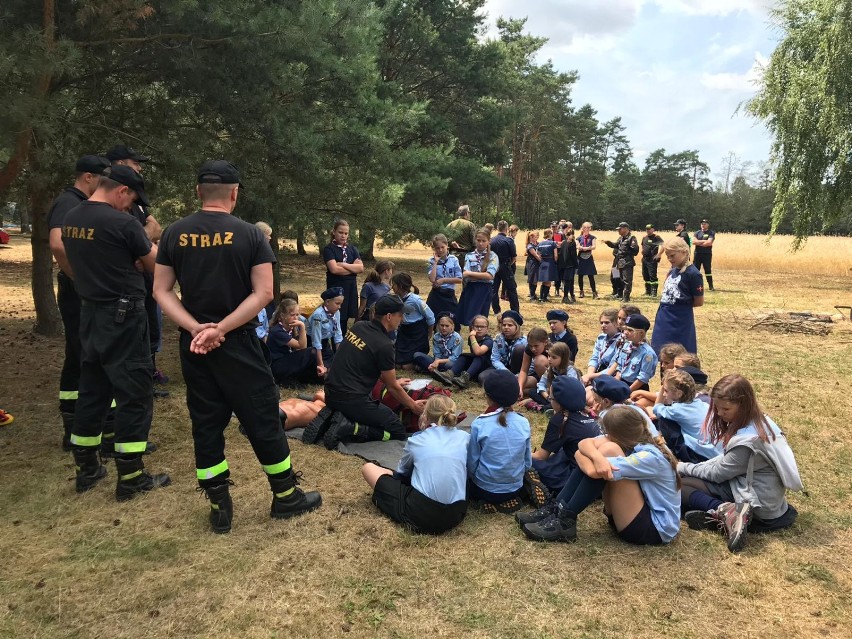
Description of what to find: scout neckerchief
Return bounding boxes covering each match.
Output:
[323,304,338,348]
[436,331,453,357]
[471,249,486,271]
[334,240,348,263]
[579,234,593,248]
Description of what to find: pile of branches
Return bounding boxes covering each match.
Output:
[749,311,833,336]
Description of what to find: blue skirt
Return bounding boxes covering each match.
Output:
[456,281,492,326]
[395,318,429,364]
[577,254,597,276]
[426,287,459,331]
[652,302,697,354]
[538,259,557,283]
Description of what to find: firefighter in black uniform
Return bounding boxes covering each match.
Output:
[304,295,427,450]
[153,160,321,534]
[106,145,169,398]
[603,222,640,302]
[48,155,110,450]
[62,165,171,501]
[640,223,664,297]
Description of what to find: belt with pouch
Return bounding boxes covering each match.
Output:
[82,298,145,309]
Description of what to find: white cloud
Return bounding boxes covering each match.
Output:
[649,0,772,17]
[700,52,767,91]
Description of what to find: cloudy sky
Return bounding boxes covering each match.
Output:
[483,0,779,184]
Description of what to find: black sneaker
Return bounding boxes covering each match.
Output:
[523,469,550,507]
[301,407,334,445]
[684,509,724,531]
[522,509,577,542]
[153,389,170,399]
[431,369,456,386]
[515,500,558,527]
[323,412,357,450]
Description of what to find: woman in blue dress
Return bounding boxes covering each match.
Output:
[576,221,598,299]
[536,229,558,303]
[651,237,704,355]
[456,228,499,326]
[323,218,364,333]
[426,233,463,330]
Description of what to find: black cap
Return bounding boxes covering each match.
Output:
[546,309,568,322]
[591,376,631,403]
[550,220,559,226]
[483,370,519,408]
[675,218,687,226]
[617,221,630,229]
[101,165,150,207]
[374,294,404,315]
[198,160,242,186]
[551,376,587,412]
[75,155,110,175]
[678,365,708,386]
[435,311,455,323]
[500,310,524,326]
[624,313,650,331]
[321,287,344,300]
[700,219,710,224]
[105,145,150,163]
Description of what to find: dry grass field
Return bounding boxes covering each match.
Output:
[1,230,851,639]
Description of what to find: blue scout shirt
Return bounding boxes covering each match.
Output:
[426,255,463,292]
[491,333,528,371]
[653,399,722,460]
[396,425,470,504]
[401,292,435,326]
[536,367,580,395]
[432,331,463,364]
[468,409,532,494]
[462,249,499,283]
[588,333,622,371]
[309,304,343,350]
[613,341,658,384]
[608,443,681,543]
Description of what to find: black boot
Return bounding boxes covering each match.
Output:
[644,283,651,296]
[198,480,234,534]
[302,407,335,445]
[323,412,366,450]
[72,447,107,493]
[115,456,171,502]
[61,411,75,452]
[651,285,658,297]
[522,503,578,542]
[707,275,714,291]
[452,370,471,389]
[268,470,322,519]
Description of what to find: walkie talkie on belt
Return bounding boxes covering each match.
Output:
[115,298,130,324]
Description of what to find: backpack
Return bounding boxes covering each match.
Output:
[370,381,452,432]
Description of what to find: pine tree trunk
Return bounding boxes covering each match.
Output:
[296,224,306,255]
[359,226,376,262]
[29,182,61,336]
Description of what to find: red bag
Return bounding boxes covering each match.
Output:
[370,381,452,432]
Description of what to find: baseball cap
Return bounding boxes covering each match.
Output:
[700,219,710,224]
[374,294,404,315]
[645,223,655,230]
[101,165,150,207]
[617,222,630,229]
[105,144,150,163]
[675,218,686,226]
[75,155,110,175]
[197,160,242,186]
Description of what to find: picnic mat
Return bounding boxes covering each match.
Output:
[287,413,475,470]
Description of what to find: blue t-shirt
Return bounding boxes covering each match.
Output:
[653,399,722,460]
[608,443,681,543]
[468,409,532,494]
[360,281,390,309]
[396,426,470,504]
[659,265,704,307]
[538,239,556,260]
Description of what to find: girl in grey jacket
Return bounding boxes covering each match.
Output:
[678,374,803,552]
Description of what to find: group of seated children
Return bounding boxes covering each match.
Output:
[360,366,802,554]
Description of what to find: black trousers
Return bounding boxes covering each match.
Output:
[56,271,81,412]
[641,259,659,286]
[325,392,407,441]
[618,265,634,300]
[180,330,291,479]
[143,272,160,355]
[72,301,152,452]
[694,252,712,276]
[491,265,519,313]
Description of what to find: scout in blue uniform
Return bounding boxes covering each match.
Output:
[309,287,344,378]
[446,315,493,388]
[456,228,499,325]
[536,229,558,302]
[524,231,541,301]
[547,309,578,362]
[426,234,463,329]
[323,219,364,334]
[478,310,526,386]
[391,272,435,367]
[582,309,622,385]
[413,312,462,381]
[606,314,658,392]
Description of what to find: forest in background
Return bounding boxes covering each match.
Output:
[2,1,851,333]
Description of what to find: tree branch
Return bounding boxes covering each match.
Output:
[73,30,280,48]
